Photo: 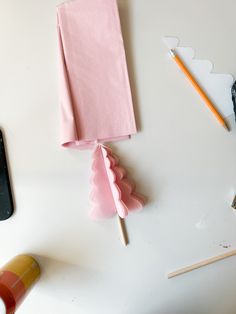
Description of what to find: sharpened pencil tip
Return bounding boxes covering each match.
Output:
[223,122,230,132]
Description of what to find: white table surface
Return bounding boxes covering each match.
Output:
[1,0,236,313]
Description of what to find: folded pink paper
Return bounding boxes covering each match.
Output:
[57,0,137,149]
[90,145,144,219]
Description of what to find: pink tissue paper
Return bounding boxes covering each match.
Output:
[57,0,137,149]
[90,145,144,219]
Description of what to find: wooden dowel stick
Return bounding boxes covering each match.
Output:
[168,249,236,279]
[117,215,129,246]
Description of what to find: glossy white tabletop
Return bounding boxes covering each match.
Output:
[1,0,236,313]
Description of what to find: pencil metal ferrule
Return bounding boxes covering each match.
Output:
[170,49,176,57]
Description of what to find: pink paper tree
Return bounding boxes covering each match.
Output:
[90,145,144,219]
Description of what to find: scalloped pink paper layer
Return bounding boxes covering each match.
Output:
[57,0,137,150]
[90,145,144,219]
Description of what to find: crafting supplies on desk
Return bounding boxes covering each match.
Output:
[57,0,145,245]
[169,49,229,130]
[163,36,234,130]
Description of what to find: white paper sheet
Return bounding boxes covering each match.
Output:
[163,37,234,117]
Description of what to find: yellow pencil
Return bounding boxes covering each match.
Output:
[170,49,230,131]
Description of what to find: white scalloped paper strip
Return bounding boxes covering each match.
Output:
[90,145,144,219]
[163,37,234,117]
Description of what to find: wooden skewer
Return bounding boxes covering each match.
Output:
[168,248,236,279]
[117,215,129,246]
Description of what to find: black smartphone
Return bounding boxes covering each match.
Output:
[0,130,14,220]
